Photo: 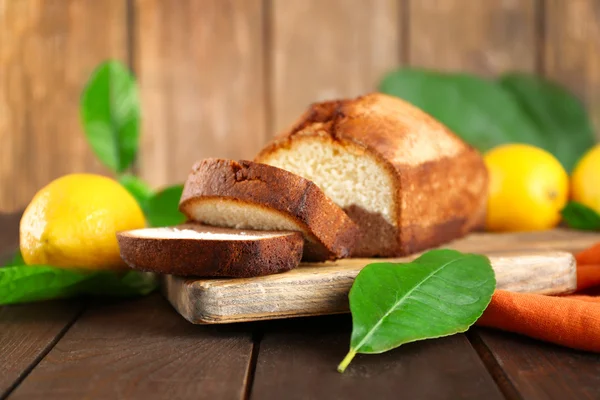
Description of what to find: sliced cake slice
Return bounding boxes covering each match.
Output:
[117,224,303,278]
[178,158,359,261]
[255,92,488,257]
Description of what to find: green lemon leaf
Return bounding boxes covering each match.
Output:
[499,73,595,172]
[0,264,158,305]
[338,249,495,373]
[119,174,154,211]
[145,184,186,227]
[80,60,140,173]
[379,68,545,152]
[561,202,600,231]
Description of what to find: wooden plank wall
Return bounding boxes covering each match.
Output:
[1,0,599,211]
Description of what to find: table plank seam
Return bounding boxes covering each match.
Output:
[466,330,523,400]
[243,328,263,400]
[0,304,86,400]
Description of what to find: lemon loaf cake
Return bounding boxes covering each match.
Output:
[179,158,359,261]
[117,224,304,278]
[256,93,488,257]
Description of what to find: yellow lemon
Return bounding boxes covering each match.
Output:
[571,144,600,214]
[20,173,146,270]
[484,144,569,232]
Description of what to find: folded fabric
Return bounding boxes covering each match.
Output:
[477,243,600,352]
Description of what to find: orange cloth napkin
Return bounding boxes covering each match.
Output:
[477,243,600,352]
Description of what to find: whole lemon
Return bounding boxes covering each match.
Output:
[484,144,569,232]
[571,144,600,214]
[20,173,146,270]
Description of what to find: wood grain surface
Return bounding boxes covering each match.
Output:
[2,1,600,210]
[408,0,537,74]
[0,0,127,211]
[0,301,84,399]
[545,0,600,137]
[0,212,21,255]
[251,315,504,400]
[164,229,600,324]
[269,0,401,133]
[9,294,255,400]
[471,328,600,400]
[135,0,267,188]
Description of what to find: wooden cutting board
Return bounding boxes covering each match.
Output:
[162,229,600,324]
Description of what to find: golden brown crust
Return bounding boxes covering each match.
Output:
[256,92,488,257]
[179,159,360,261]
[396,149,488,254]
[117,224,304,278]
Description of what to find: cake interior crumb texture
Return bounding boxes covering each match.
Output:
[126,227,286,241]
[184,199,313,238]
[261,136,397,226]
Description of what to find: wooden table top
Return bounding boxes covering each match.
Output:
[1,212,600,400]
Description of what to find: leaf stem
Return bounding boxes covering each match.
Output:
[337,350,357,373]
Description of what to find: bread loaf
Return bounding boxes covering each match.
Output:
[179,158,359,261]
[256,93,488,257]
[117,224,303,277]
